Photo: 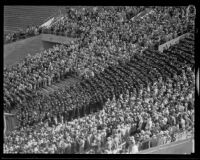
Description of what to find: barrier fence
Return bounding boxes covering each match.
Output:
[109,128,194,154]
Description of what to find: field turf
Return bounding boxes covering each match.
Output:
[138,138,194,154]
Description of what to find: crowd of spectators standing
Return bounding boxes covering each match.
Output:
[4,63,195,153]
[3,6,195,114]
[3,6,195,154]
[4,32,194,127]
[4,6,195,44]
[4,34,195,145]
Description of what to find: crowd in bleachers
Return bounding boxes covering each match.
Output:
[4,63,195,153]
[3,6,195,154]
[4,6,195,45]
[3,6,195,114]
[5,34,194,153]
[42,6,146,37]
[4,34,194,128]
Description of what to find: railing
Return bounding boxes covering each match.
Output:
[109,128,194,154]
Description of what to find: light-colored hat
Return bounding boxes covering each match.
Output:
[141,130,145,134]
[107,137,111,140]
[152,134,157,139]
[160,131,164,135]
[130,136,135,140]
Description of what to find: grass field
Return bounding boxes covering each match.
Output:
[138,138,194,154]
[4,35,44,66]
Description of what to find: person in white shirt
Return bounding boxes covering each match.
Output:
[106,137,113,152]
[114,133,120,150]
[128,137,138,154]
[145,117,152,131]
[121,125,127,140]
[180,116,186,131]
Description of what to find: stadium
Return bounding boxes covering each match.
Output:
[3,6,195,154]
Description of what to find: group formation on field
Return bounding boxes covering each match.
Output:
[4,6,195,154]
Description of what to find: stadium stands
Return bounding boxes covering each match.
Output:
[3,6,195,154]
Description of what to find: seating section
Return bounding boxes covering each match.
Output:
[3,6,195,154]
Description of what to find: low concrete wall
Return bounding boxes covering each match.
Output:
[41,34,77,45]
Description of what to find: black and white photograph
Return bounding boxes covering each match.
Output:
[3,5,197,156]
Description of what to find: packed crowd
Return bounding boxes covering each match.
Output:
[42,6,146,37]
[3,6,195,114]
[4,34,194,128]
[4,63,195,153]
[5,6,195,45]
[4,25,42,44]
[45,6,191,40]
[4,6,143,44]
[3,6,195,154]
